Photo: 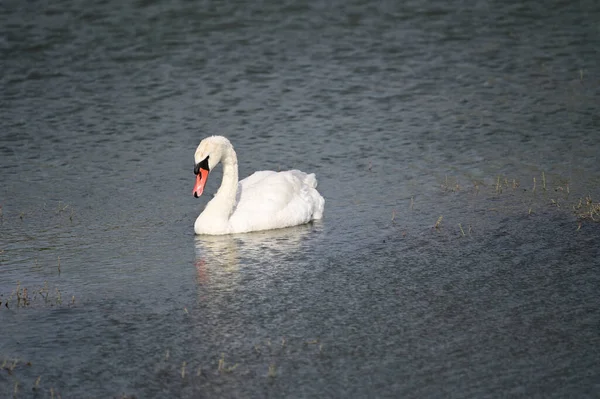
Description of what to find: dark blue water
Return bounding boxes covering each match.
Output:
[1,0,599,397]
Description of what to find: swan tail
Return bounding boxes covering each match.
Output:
[312,193,325,220]
[303,172,318,189]
[286,170,318,188]
[287,170,324,221]
[304,173,324,220]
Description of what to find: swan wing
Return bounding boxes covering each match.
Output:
[229,170,324,233]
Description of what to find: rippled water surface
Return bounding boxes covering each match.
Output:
[1,0,600,397]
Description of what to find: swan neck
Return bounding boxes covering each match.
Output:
[216,147,238,205]
[204,145,238,221]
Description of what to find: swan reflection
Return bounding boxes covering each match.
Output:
[193,222,322,287]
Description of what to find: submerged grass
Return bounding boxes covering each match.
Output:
[573,195,600,222]
[420,171,600,239]
[217,353,238,373]
[0,201,76,227]
[116,335,326,396]
[0,281,71,310]
[1,336,324,397]
[267,364,277,378]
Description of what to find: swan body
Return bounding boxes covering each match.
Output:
[192,136,324,235]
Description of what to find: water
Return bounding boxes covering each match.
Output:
[1,0,600,397]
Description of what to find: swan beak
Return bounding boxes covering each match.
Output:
[193,168,210,198]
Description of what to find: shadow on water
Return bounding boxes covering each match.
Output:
[193,222,322,287]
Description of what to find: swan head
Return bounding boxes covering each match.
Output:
[192,136,232,198]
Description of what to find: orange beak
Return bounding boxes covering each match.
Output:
[193,168,210,198]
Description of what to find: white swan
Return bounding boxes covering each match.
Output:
[192,136,324,235]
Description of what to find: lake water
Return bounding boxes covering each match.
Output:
[1,0,599,397]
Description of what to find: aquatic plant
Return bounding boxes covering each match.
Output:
[0,281,71,310]
[429,171,600,237]
[573,195,600,222]
[217,353,238,373]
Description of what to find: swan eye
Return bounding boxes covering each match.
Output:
[194,156,210,175]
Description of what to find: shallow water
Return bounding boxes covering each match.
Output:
[1,0,600,397]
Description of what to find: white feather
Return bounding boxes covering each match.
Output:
[193,136,324,235]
